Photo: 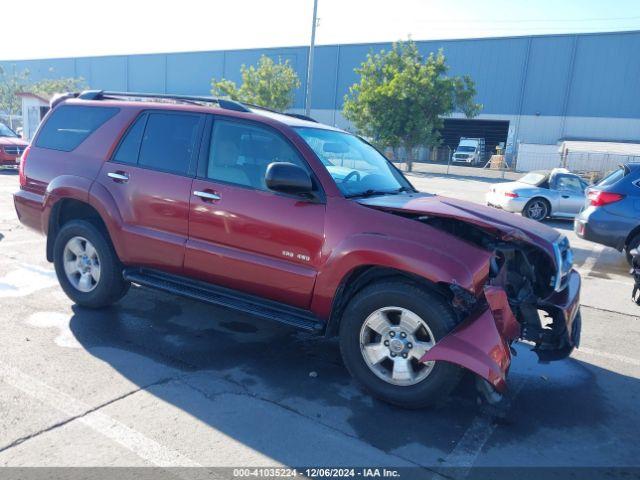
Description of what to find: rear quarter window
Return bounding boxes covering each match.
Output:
[597,167,626,187]
[35,105,119,152]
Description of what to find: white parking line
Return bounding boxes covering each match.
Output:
[576,347,640,368]
[437,378,527,478]
[0,362,200,467]
[0,238,45,249]
[0,264,58,298]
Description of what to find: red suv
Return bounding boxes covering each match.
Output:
[14,91,581,408]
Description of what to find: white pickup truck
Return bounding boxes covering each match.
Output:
[451,138,486,166]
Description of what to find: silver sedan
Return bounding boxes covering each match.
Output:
[486,168,589,221]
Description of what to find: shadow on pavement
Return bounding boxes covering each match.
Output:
[66,285,640,467]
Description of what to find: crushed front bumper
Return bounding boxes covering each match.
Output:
[421,272,581,392]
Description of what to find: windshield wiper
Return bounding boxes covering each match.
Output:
[345,189,401,199]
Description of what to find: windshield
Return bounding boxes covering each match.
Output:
[295,127,412,197]
[456,146,476,152]
[519,172,547,185]
[0,124,18,138]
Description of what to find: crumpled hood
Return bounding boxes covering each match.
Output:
[357,193,561,256]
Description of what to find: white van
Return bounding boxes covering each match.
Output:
[452,138,486,166]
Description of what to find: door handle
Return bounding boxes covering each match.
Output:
[108,171,129,182]
[561,194,570,198]
[193,190,221,201]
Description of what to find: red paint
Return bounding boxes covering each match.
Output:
[587,190,625,207]
[420,286,521,392]
[185,179,325,308]
[0,136,28,168]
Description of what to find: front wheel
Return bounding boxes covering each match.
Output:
[339,281,462,408]
[53,220,130,308]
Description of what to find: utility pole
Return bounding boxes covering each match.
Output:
[304,0,319,117]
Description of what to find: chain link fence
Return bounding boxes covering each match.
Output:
[385,143,638,183]
[384,145,522,181]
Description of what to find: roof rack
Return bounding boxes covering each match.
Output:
[76,90,251,113]
[71,90,319,122]
[284,113,318,123]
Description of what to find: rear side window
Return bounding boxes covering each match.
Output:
[597,167,626,187]
[35,105,119,152]
[113,114,147,165]
[138,112,201,175]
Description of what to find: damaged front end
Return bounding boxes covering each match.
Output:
[357,194,582,396]
[421,286,520,393]
[417,215,582,394]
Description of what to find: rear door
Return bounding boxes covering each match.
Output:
[96,110,204,273]
[184,117,325,308]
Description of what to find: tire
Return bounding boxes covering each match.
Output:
[625,233,640,265]
[523,198,550,221]
[339,280,462,409]
[53,219,130,308]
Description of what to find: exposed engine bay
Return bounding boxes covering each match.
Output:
[414,215,577,362]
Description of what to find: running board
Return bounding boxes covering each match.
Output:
[123,268,325,333]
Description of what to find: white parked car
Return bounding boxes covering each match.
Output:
[486,168,589,221]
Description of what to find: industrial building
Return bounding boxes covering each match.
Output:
[2,30,639,160]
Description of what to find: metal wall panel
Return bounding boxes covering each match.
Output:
[86,56,128,91]
[310,45,339,109]
[166,51,224,95]
[0,58,76,82]
[1,31,638,123]
[128,54,166,93]
[567,31,640,118]
[417,37,530,115]
[521,36,574,116]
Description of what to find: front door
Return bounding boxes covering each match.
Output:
[96,110,204,273]
[553,174,586,216]
[184,118,325,308]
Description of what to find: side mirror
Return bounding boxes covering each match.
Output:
[265,162,313,195]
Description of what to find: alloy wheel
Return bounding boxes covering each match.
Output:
[62,236,101,293]
[526,200,547,220]
[359,306,436,386]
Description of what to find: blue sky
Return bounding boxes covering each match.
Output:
[1,0,639,60]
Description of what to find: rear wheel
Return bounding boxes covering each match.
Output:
[53,220,129,308]
[625,233,640,265]
[339,281,462,408]
[523,198,549,221]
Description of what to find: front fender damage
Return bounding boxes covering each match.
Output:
[420,286,520,393]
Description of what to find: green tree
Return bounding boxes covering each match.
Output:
[30,76,86,101]
[0,66,85,115]
[343,41,482,171]
[211,55,301,111]
[0,66,30,115]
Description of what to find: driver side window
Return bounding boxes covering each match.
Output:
[207,119,309,190]
[555,175,583,193]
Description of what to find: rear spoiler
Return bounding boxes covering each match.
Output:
[49,92,80,109]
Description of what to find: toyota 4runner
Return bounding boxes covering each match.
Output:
[14,91,581,408]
